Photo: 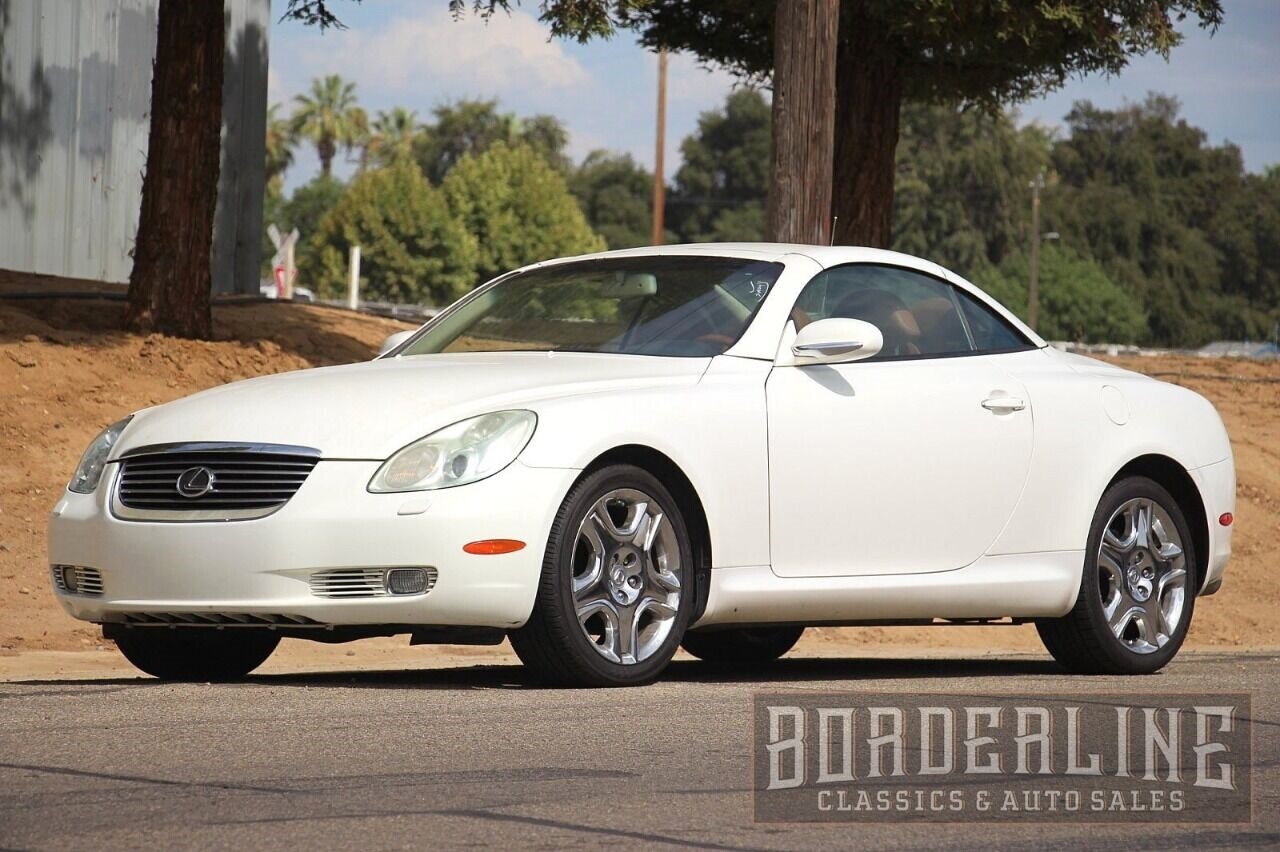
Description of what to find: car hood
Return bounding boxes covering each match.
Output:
[113,352,710,460]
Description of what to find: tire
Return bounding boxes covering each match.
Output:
[112,629,280,681]
[1036,476,1197,675]
[510,464,696,687]
[681,626,805,665]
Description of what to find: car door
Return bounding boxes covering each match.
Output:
[766,263,1035,577]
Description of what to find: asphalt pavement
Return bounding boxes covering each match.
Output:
[1,651,1277,850]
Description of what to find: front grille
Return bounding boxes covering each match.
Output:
[116,611,323,627]
[114,444,320,520]
[52,565,104,595]
[310,567,438,598]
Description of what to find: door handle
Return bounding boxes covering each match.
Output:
[982,396,1027,413]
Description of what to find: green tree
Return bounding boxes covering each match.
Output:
[364,107,422,169]
[519,114,573,172]
[614,0,1224,247]
[568,151,653,249]
[668,89,771,243]
[265,103,296,193]
[415,99,571,183]
[974,246,1147,344]
[1045,95,1272,345]
[415,100,516,183]
[302,162,478,305]
[285,175,347,244]
[891,103,1051,276]
[291,74,369,178]
[442,142,605,281]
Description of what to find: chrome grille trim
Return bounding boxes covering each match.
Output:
[111,442,321,522]
[309,567,438,598]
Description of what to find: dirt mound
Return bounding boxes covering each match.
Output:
[1,299,1276,655]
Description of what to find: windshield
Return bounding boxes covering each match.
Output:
[399,256,783,358]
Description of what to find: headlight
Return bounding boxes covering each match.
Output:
[369,410,537,493]
[68,415,133,494]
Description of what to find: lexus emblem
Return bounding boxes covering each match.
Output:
[176,466,215,498]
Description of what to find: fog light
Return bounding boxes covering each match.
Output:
[59,565,79,592]
[387,568,428,595]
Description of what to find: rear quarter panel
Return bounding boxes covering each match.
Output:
[991,349,1231,556]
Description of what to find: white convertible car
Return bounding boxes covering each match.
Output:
[49,244,1235,686]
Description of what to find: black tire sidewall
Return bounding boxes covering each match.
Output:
[1080,476,1197,673]
[542,465,696,686]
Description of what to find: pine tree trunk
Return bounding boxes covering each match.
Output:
[830,14,903,248]
[124,0,224,339]
[766,0,839,244]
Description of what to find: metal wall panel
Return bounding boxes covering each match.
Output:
[0,0,267,293]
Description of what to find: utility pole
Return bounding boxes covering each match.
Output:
[1028,171,1044,331]
[651,49,668,246]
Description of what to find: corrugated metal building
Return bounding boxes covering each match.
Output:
[0,0,269,294]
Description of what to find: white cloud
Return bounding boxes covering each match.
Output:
[298,7,587,99]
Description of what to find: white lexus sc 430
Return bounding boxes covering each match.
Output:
[49,244,1235,686]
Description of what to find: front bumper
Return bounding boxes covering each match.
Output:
[48,460,579,629]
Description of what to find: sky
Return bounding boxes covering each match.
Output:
[271,0,1280,194]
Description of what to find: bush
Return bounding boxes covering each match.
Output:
[301,162,478,305]
[973,246,1147,344]
[442,142,604,281]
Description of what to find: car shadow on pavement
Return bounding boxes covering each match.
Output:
[4,655,1065,691]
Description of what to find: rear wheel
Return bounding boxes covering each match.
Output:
[682,626,804,665]
[1036,476,1196,674]
[510,464,694,687]
[111,629,280,681]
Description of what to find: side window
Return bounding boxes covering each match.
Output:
[793,265,973,360]
[953,287,1034,353]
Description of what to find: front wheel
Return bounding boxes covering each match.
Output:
[510,465,695,687]
[112,628,280,681]
[1036,476,1196,674]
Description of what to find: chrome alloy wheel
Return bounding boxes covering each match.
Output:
[572,488,683,665]
[1097,497,1188,654]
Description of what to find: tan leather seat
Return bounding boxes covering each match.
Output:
[832,289,921,357]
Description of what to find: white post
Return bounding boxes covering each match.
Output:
[283,240,296,300]
[348,245,361,310]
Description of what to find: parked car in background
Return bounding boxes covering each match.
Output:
[52,244,1234,686]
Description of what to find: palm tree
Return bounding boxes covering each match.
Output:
[363,107,421,169]
[290,75,368,178]
[264,103,295,190]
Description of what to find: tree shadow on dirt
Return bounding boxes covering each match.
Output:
[0,294,411,365]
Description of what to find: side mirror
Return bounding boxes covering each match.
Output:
[377,330,416,358]
[791,318,883,365]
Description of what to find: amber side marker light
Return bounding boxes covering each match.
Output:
[1219,513,1234,527]
[463,539,526,555]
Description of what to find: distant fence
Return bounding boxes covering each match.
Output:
[1052,341,1279,361]
[313,298,438,324]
